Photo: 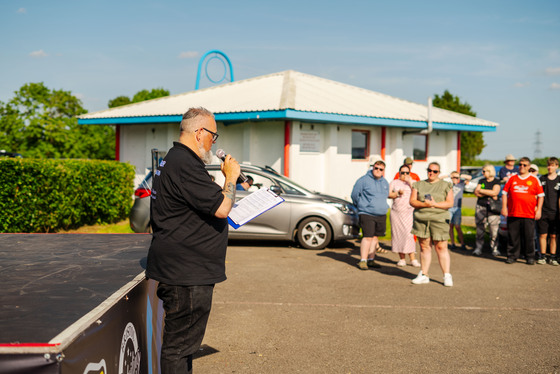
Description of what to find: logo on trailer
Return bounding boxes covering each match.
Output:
[119,322,141,374]
[83,359,107,374]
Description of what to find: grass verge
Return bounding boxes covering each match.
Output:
[58,219,134,234]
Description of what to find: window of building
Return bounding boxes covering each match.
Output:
[352,130,369,160]
[413,134,428,161]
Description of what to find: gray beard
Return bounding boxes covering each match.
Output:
[199,145,213,164]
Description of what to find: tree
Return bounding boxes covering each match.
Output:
[108,88,170,108]
[0,82,114,159]
[107,95,131,108]
[432,90,485,165]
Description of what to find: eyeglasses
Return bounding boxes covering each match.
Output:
[200,127,219,142]
[451,176,460,179]
[400,171,410,175]
[374,167,385,171]
[427,168,440,174]
[519,163,529,167]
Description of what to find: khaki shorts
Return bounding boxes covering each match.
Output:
[411,218,450,241]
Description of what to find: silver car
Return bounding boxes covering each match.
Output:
[129,164,360,249]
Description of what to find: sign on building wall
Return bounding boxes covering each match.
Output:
[300,131,320,152]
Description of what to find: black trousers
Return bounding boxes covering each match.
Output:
[157,283,214,374]
[507,217,535,260]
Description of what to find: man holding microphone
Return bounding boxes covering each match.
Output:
[146,107,240,373]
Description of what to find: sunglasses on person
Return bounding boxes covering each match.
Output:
[451,176,460,179]
[427,168,440,174]
[519,163,530,168]
[374,167,385,171]
[199,127,219,142]
[399,171,410,175]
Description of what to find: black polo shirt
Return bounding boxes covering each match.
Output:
[540,174,560,219]
[146,142,227,286]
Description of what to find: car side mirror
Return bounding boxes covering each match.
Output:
[270,185,282,195]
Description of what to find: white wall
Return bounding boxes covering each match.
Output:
[289,122,383,201]
[120,123,179,185]
[217,121,284,172]
[119,121,460,198]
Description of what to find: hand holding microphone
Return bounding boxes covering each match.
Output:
[216,149,245,182]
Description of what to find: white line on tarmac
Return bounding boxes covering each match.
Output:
[215,300,560,313]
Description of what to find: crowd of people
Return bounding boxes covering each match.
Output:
[350,154,559,287]
[144,106,556,372]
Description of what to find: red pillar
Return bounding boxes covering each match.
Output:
[284,121,291,177]
[456,131,461,171]
[381,127,386,160]
[115,124,120,161]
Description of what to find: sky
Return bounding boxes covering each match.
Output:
[1,0,559,161]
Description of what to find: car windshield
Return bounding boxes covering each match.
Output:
[270,173,313,194]
[205,165,312,196]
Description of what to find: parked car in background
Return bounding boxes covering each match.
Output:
[129,164,360,250]
[460,166,482,178]
[0,150,23,158]
[464,165,502,193]
[129,172,153,234]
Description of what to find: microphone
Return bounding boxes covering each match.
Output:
[216,149,248,183]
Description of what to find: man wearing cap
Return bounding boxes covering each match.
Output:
[351,160,390,270]
[501,156,544,264]
[499,154,519,183]
[394,157,420,182]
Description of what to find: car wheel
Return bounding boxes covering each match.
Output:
[296,217,332,250]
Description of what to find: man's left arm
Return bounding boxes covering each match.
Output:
[215,155,241,218]
[534,178,545,221]
[535,195,544,221]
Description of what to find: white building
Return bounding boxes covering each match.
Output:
[78,70,498,201]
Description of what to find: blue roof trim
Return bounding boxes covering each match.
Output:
[78,109,496,132]
[78,115,182,125]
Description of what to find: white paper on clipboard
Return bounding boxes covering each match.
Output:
[227,187,284,229]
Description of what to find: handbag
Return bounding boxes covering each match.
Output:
[487,197,502,215]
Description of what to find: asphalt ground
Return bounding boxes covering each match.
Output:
[194,238,560,374]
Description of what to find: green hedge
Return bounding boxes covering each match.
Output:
[0,158,135,233]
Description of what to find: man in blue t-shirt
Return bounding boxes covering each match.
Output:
[236,175,254,191]
[498,154,519,183]
[351,160,389,270]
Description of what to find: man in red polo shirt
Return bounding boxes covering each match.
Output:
[501,156,544,264]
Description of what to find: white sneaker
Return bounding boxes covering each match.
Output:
[411,259,421,267]
[443,273,453,287]
[473,248,482,256]
[397,259,406,267]
[411,271,430,284]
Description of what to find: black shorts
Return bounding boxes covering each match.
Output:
[359,214,386,237]
[537,216,559,236]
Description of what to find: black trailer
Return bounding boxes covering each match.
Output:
[0,234,162,374]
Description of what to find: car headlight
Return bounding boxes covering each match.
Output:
[327,201,356,215]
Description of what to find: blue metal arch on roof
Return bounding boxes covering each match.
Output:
[77,109,496,132]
